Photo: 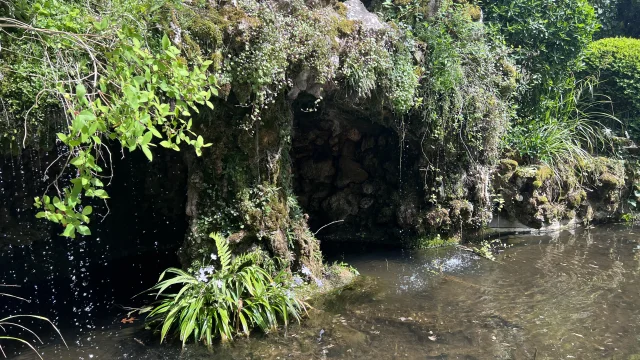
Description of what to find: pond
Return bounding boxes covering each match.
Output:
[5,224,640,359]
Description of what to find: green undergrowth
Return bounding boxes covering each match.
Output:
[140,233,357,346]
[410,233,460,249]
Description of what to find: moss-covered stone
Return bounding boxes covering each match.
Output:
[499,159,518,172]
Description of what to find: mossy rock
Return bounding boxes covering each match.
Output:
[599,172,623,187]
[514,166,537,178]
[536,165,553,182]
[535,195,548,204]
[567,190,586,208]
[499,158,518,172]
[449,199,473,221]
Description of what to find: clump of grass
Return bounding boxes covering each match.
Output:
[0,285,67,359]
[140,233,306,347]
[506,76,619,171]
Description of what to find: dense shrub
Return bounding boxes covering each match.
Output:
[483,0,598,95]
[583,37,640,138]
[590,0,640,38]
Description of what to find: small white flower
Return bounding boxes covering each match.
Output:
[197,271,209,283]
[215,279,223,289]
[301,265,312,277]
[211,254,217,260]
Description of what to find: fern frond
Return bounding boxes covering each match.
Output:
[211,233,231,271]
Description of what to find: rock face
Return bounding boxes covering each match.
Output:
[291,96,433,242]
[492,157,628,230]
[344,0,388,31]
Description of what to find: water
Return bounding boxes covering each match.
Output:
[6,225,640,359]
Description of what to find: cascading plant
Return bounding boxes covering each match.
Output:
[140,233,306,347]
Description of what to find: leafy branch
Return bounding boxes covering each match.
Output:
[28,23,216,238]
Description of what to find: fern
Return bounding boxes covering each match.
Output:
[141,233,306,347]
[211,233,231,271]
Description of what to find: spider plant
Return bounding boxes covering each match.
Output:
[0,285,67,359]
[141,233,306,347]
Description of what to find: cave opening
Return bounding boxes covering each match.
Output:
[290,94,422,250]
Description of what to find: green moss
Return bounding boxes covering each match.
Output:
[515,166,537,178]
[334,1,349,16]
[413,234,460,249]
[536,165,553,182]
[532,180,543,189]
[536,195,549,204]
[599,172,623,187]
[330,16,356,36]
[567,190,586,208]
[499,159,518,171]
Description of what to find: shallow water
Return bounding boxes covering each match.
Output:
[7,225,640,359]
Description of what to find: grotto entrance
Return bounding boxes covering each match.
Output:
[290,94,421,247]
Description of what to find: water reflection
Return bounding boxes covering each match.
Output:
[7,225,640,359]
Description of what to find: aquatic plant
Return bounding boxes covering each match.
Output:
[470,239,509,261]
[142,233,306,346]
[0,285,66,359]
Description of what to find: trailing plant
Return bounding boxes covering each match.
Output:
[406,1,515,206]
[141,233,306,346]
[0,285,67,359]
[1,1,216,237]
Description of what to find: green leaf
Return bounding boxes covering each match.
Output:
[53,197,66,211]
[94,189,110,199]
[76,84,87,100]
[133,76,146,87]
[82,206,93,215]
[70,156,85,166]
[142,145,153,161]
[62,224,76,238]
[149,126,162,138]
[77,109,96,122]
[160,140,172,148]
[77,225,91,236]
[141,131,153,146]
[162,34,171,50]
